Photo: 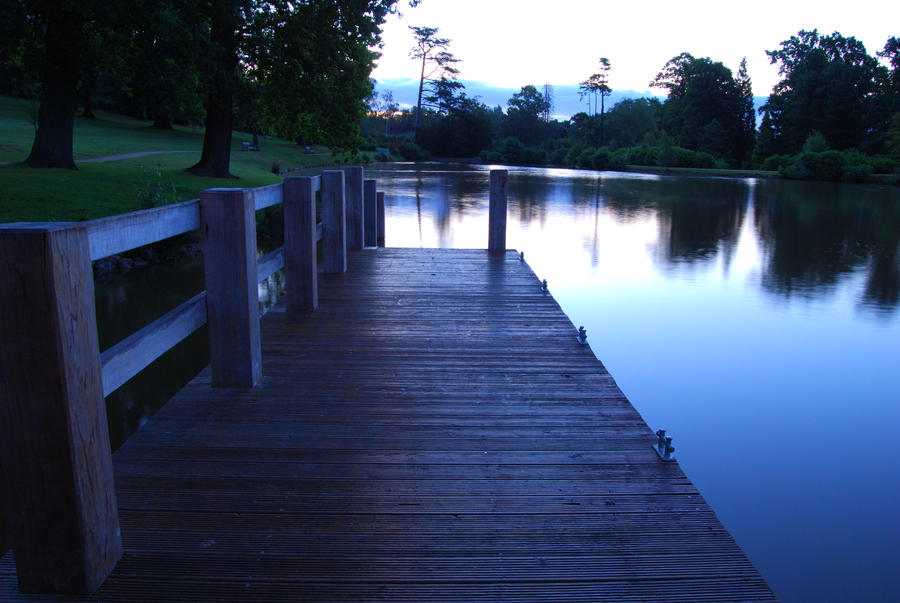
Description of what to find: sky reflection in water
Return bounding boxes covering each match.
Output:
[366,163,900,603]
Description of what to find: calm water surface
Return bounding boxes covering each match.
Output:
[2,164,896,602]
[366,163,900,603]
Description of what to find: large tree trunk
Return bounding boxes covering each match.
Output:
[26,11,83,169]
[414,56,425,143]
[188,3,239,178]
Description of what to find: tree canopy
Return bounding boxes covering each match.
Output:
[2,0,410,175]
[408,25,460,142]
[763,29,886,153]
[650,53,755,166]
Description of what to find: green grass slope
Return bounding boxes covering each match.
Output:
[0,95,345,222]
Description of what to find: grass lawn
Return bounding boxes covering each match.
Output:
[0,95,356,222]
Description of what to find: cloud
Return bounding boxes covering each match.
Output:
[373,78,662,119]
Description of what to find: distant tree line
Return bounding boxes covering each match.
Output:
[365,29,899,182]
[0,0,420,176]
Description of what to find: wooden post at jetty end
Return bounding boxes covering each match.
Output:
[364,179,377,247]
[488,169,508,251]
[376,191,386,247]
[0,224,122,594]
[344,166,364,250]
[321,170,348,273]
[284,176,318,313]
[201,188,262,387]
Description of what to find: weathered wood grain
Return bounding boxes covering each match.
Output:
[321,171,347,273]
[364,179,377,247]
[488,169,508,251]
[250,182,283,211]
[200,188,261,387]
[284,176,318,313]
[344,166,364,249]
[100,292,207,396]
[256,248,284,284]
[85,199,201,261]
[0,224,121,594]
[376,191,386,247]
[0,248,774,601]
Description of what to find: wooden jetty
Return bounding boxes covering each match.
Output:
[0,170,775,601]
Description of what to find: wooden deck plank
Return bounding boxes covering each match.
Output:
[0,248,775,601]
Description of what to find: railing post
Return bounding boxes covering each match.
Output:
[284,177,318,313]
[376,191,386,247]
[488,169,508,251]
[364,179,377,247]
[200,188,262,387]
[344,166,364,250]
[0,224,122,594]
[321,170,347,273]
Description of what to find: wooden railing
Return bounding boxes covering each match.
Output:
[0,166,388,594]
[0,166,510,595]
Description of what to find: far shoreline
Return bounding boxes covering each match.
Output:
[419,157,898,185]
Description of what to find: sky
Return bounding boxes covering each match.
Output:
[371,0,899,100]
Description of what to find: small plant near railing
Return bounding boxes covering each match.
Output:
[134,165,180,209]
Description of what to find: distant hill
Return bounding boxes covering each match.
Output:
[374,78,768,123]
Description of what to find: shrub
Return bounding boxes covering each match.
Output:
[671,147,716,169]
[550,146,569,165]
[593,148,626,170]
[762,154,791,171]
[812,150,845,181]
[802,131,830,153]
[134,166,180,209]
[843,162,872,183]
[869,156,896,174]
[523,146,547,165]
[481,150,503,164]
[398,141,429,161]
[576,146,597,169]
[564,143,586,166]
[780,149,875,182]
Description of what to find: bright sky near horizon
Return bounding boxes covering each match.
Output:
[371,0,899,97]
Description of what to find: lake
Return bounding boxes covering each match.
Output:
[365,162,900,603]
[2,162,896,601]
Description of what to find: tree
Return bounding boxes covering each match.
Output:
[248,1,398,155]
[13,1,100,168]
[602,97,663,148]
[735,58,757,165]
[578,58,611,116]
[764,29,882,153]
[541,83,554,123]
[887,112,900,161]
[423,76,466,114]
[367,89,399,134]
[650,52,754,165]
[188,0,407,178]
[119,1,205,130]
[187,1,242,177]
[752,108,777,167]
[505,85,550,147]
[408,25,459,142]
[420,96,492,158]
[578,58,612,145]
[879,36,900,104]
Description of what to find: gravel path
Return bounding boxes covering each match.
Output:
[1,150,193,166]
[75,150,193,163]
